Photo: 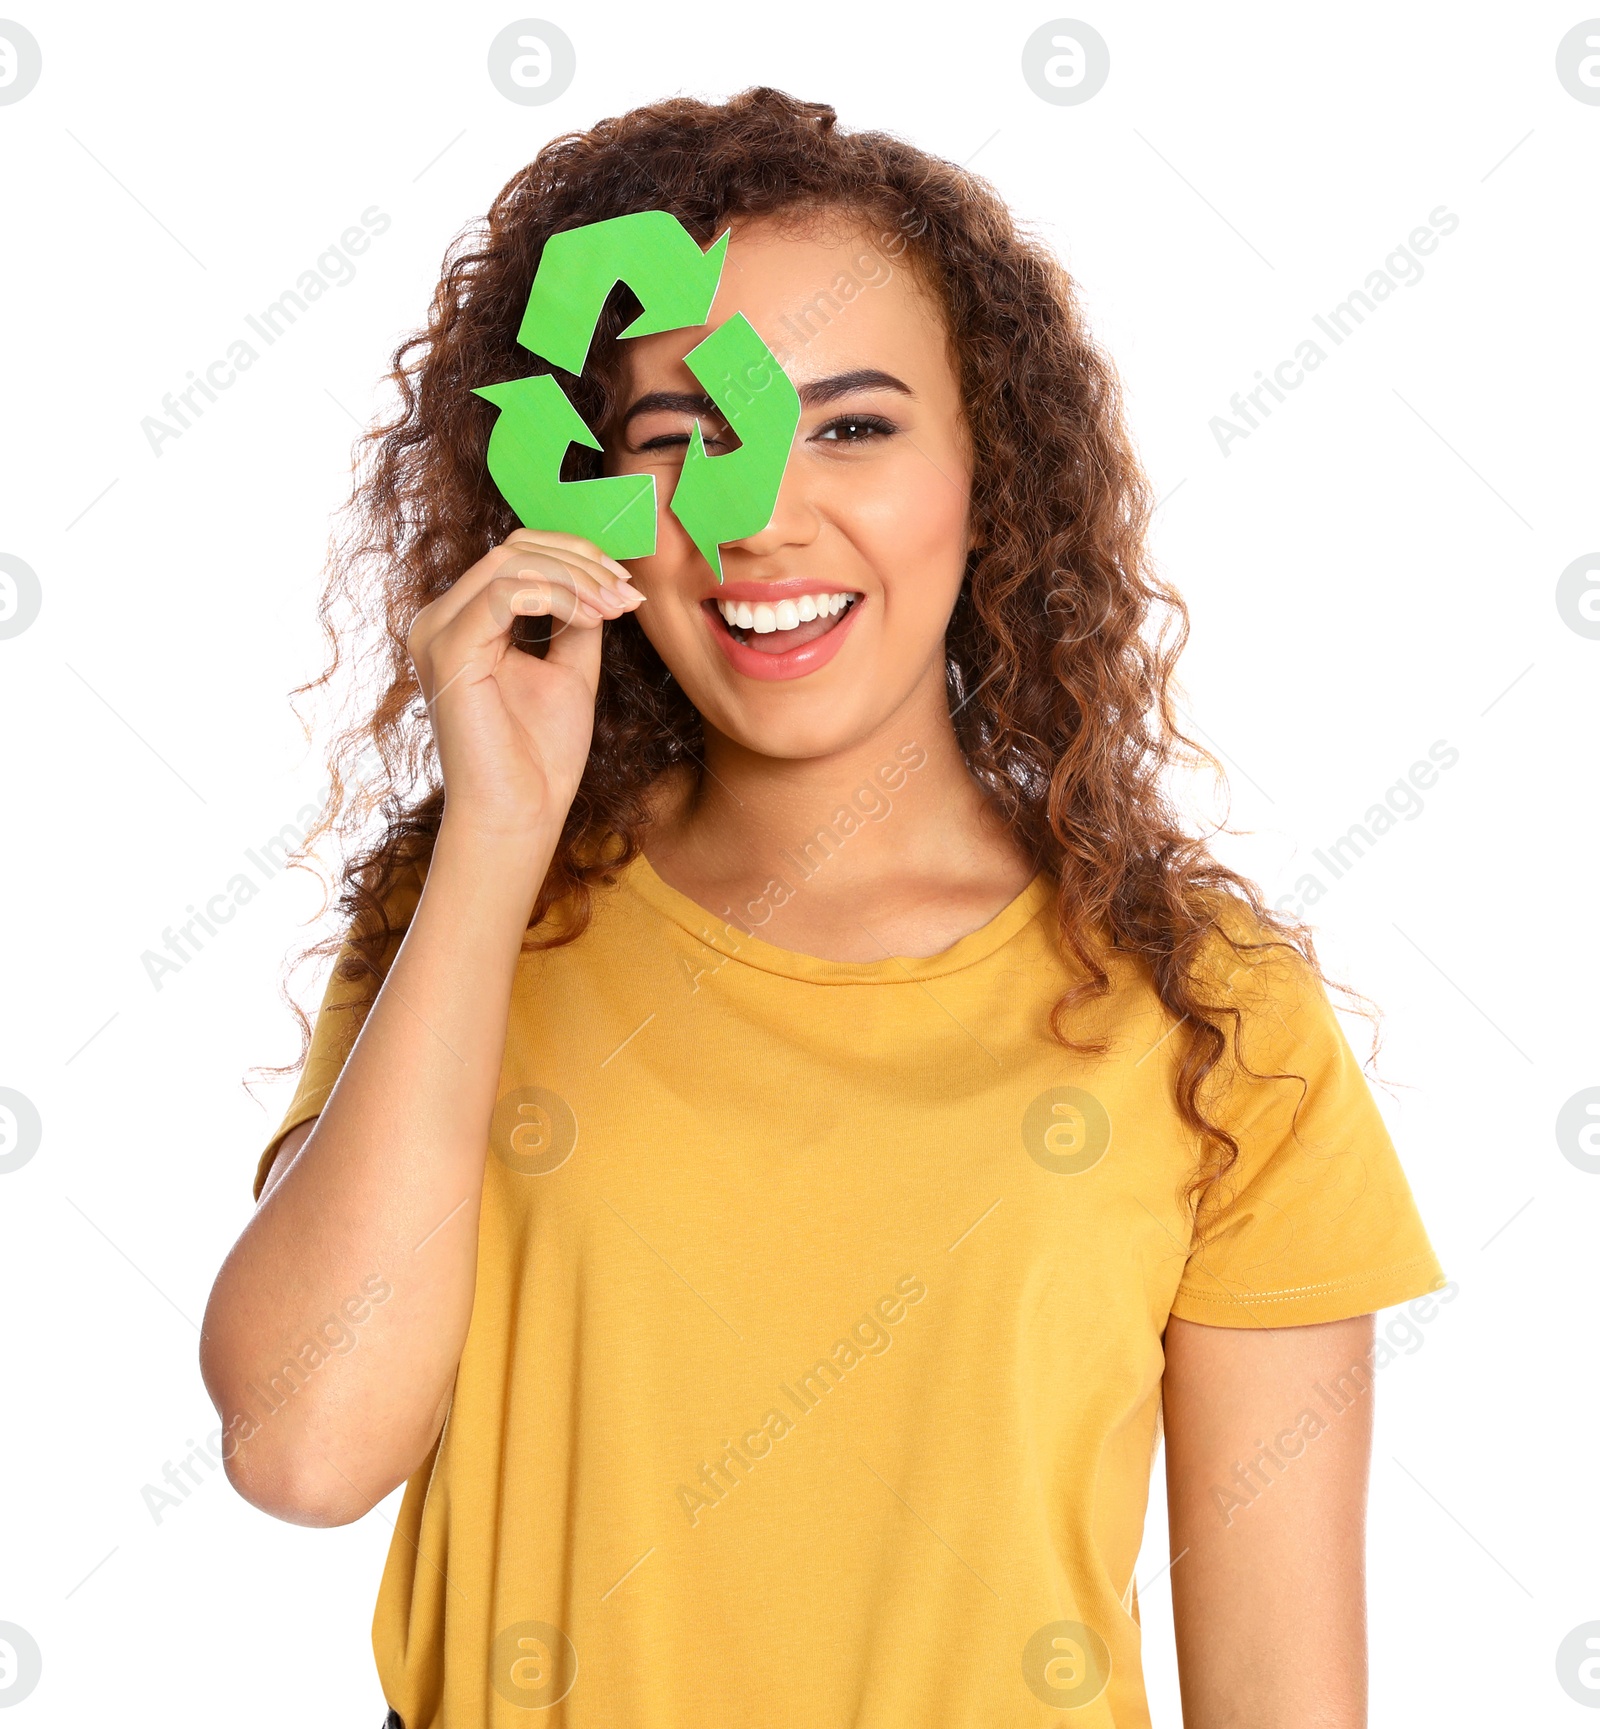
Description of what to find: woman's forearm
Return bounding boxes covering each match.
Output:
[199,813,560,1525]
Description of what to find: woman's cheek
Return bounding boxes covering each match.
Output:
[864,454,972,612]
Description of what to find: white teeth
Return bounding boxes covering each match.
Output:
[715,592,856,634]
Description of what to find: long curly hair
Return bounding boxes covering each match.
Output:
[285,85,1357,1205]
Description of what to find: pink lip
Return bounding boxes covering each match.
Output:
[703,595,864,683]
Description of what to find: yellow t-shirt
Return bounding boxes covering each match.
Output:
[259,850,1444,1728]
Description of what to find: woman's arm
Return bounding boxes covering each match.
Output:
[199,530,640,1527]
[1162,1312,1376,1728]
[200,818,559,1527]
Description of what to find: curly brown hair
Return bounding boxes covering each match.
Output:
[286,85,1357,1205]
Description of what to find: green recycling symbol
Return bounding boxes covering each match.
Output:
[473,211,802,583]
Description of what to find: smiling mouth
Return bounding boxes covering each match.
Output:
[706,591,862,655]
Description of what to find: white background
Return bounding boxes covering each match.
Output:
[1,2,1595,1723]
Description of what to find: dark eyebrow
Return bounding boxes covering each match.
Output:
[798,368,915,408]
[620,367,914,429]
[619,389,716,429]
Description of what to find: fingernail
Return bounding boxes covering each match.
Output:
[604,558,635,582]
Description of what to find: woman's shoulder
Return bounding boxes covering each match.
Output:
[1189,889,1323,1005]
[1181,891,1363,1111]
[1085,887,1317,1007]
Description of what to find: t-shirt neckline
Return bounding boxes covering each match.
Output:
[620,851,1055,985]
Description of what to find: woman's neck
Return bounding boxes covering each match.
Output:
[639,674,1038,960]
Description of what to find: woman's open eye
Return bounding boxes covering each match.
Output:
[812,413,897,444]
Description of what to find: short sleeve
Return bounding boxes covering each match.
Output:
[1167,935,1446,1328]
[252,860,424,1200]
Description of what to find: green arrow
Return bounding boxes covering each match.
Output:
[670,313,802,583]
[475,211,798,573]
[472,374,657,558]
[517,211,731,375]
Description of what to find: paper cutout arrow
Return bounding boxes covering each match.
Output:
[474,209,799,581]
[473,374,657,558]
[516,211,731,376]
[674,314,802,582]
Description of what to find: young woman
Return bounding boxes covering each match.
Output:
[201,88,1445,1728]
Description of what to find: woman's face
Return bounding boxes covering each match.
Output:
[604,213,975,761]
